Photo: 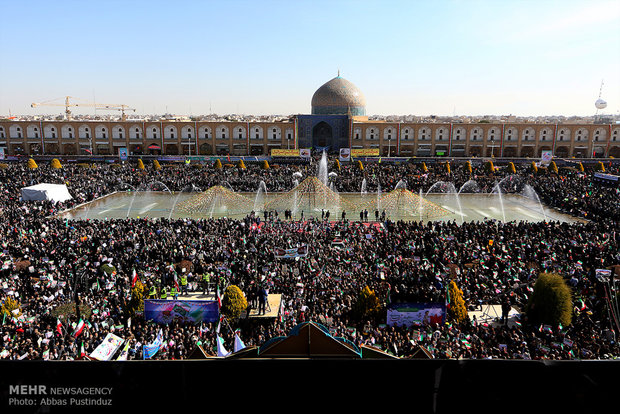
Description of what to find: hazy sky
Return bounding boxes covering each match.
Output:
[1,0,618,117]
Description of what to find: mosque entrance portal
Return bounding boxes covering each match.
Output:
[313,121,333,148]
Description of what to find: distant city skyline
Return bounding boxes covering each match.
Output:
[0,0,618,118]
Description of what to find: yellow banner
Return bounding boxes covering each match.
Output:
[351,148,380,157]
[271,149,300,157]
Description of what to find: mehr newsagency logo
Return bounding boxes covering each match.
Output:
[8,384,113,407]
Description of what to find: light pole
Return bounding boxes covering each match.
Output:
[72,268,87,323]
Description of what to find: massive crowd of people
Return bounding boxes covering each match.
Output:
[0,156,618,361]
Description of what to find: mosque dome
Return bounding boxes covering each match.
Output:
[311,74,366,116]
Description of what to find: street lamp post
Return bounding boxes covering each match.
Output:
[72,268,87,323]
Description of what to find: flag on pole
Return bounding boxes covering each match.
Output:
[131,269,139,287]
[73,319,85,338]
[234,330,246,353]
[173,272,179,290]
[80,342,86,358]
[217,335,230,357]
[578,299,586,312]
[56,318,63,335]
[279,299,285,323]
[217,286,222,308]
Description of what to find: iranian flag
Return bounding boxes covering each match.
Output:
[578,299,586,312]
[80,342,86,358]
[279,299,285,323]
[216,335,230,357]
[131,268,139,287]
[73,319,85,338]
[217,286,222,308]
[234,330,246,353]
[56,318,63,335]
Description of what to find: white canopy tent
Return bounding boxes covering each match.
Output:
[21,183,73,203]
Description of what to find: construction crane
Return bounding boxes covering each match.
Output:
[31,96,136,121]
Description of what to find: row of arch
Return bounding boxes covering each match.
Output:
[354,126,618,143]
[0,124,295,141]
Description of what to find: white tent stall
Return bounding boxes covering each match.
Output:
[21,183,73,203]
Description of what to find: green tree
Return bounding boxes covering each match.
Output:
[1,297,21,321]
[465,161,472,175]
[221,285,248,319]
[549,161,558,174]
[526,272,573,327]
[351,286,383,319]
[485,160,494,174]
[447,280,468,324]
[125,280,147,317]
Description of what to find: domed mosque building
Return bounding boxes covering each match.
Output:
[311,72,367,116]
[297,72,368,151]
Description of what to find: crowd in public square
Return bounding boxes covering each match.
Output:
[0,156,618,360]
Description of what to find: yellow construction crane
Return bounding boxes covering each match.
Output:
[31,96,136,121]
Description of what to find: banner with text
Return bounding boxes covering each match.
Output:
[144,299,219,324]
[351,148,380,157]
[274,245,308,259]
[271,149,300,157]
[386,303,446,327]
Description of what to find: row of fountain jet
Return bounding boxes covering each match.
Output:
[252,151,549,223]
[80,151,547,223]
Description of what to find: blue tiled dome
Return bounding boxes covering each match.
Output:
[311,76,366,116]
